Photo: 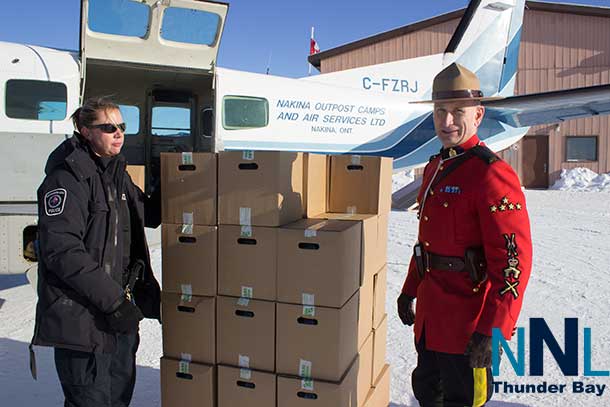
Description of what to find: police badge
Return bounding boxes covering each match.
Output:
[44,188,67,216]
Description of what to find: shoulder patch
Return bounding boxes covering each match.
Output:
[44,188,67,216]
[470,145,500,165]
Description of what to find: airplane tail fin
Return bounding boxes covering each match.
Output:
[444,0,525,98]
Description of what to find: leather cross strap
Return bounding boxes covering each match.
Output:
[430,149,475,192]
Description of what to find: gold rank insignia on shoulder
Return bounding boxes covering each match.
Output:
[489,195,522,214]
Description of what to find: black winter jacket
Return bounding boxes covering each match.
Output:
[32,134,161,353]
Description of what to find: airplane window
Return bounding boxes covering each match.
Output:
[161,7,220,46]
[223,96,269,130]
[118,105,140,136]
[88,0,150,38]
[152,106,191,137]
[5,80,67,121]
[565,136,598,162]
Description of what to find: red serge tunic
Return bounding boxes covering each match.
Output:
[402,135,532,354]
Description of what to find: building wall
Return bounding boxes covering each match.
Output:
[319,7,610,186]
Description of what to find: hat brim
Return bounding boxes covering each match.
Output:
[409,96,504,104]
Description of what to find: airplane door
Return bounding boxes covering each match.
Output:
[147,90,196,193]
[80,0,228,72]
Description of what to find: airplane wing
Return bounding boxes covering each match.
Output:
[483,84,610,128]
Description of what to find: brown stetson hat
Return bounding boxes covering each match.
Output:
[411,62,503,104]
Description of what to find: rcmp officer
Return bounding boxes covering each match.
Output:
[30,97,161,407]
[397,63,532,407]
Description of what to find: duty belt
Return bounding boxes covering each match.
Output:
[413,243,487,284]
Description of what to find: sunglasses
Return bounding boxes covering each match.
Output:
[89,123,126,133]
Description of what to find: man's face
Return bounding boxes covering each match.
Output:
[82,108,125,157]
[432,100,485,148]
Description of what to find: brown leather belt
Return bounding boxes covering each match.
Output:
[413,243,487,284]
[425,252,466,272]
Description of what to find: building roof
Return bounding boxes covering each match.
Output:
[308,1,610,69]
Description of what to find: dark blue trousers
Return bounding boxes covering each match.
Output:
[54,333,139,407]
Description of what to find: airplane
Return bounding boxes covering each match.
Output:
[1,0,609,276]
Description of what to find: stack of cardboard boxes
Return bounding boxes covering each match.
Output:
[159,150,391,407]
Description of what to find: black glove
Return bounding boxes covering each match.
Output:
[105,298,144,334]
[465,332,493,368]
[397,293,416,326]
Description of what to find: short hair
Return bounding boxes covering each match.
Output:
[70,97,119,131]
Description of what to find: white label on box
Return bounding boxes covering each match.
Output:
[181,224,193,235]
[347,206,357,214]
[179,353,192,375]
[301,378,315,391]
[178,360,190,374]
[180,284,193,302]
[240,225,253,238]
[182,212,194,225]
[304,229,317,238]
[299,359,312,379]
[302,293,315,306]
[242,150,255,160]
[351,155,361,165]
[239,354,250,369]
[240,368,252,380]
[239,207,252,226]
[181,223,194,235]
[181,152,193,165]
[237,297,250,307]
[241,286,253,299]
[303,306,315,317]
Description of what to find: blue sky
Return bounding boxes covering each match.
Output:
[1,0,609,78]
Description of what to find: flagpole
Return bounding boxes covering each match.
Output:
[308,26,314,75]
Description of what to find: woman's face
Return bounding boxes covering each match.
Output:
[81,108,125,157]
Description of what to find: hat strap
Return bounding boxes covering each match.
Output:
[432,89,483,100]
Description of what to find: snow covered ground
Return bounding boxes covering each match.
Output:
[1,186,609,406]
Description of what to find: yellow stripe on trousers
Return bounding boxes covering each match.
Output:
[472,367,487,407]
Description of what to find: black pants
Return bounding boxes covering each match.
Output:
[412,334,493,407]
[54,333,139,407]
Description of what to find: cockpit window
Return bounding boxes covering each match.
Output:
[88,0,150,38]
[161,7,220,46]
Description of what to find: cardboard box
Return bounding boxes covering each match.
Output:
[217,295,276,372]
[373,266,387,328]
[218,365,276,407]
[126,165,145,191]
[277,332,374,407]
[218,151,304,227]
[276,287,373,382]
[312,213,388,284]
[162,293,216,364]
[277,218,361,308]
[363,364,391,407]
[162,224,217,297]
[161,357,215,407]
[218,225,277,301]
[161,152,217,226]
[360,264,375,348]
[372,314,388,386]
[304,154,392,217]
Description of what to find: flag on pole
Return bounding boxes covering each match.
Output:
[309,27,319,75]
[310,29,320,55]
